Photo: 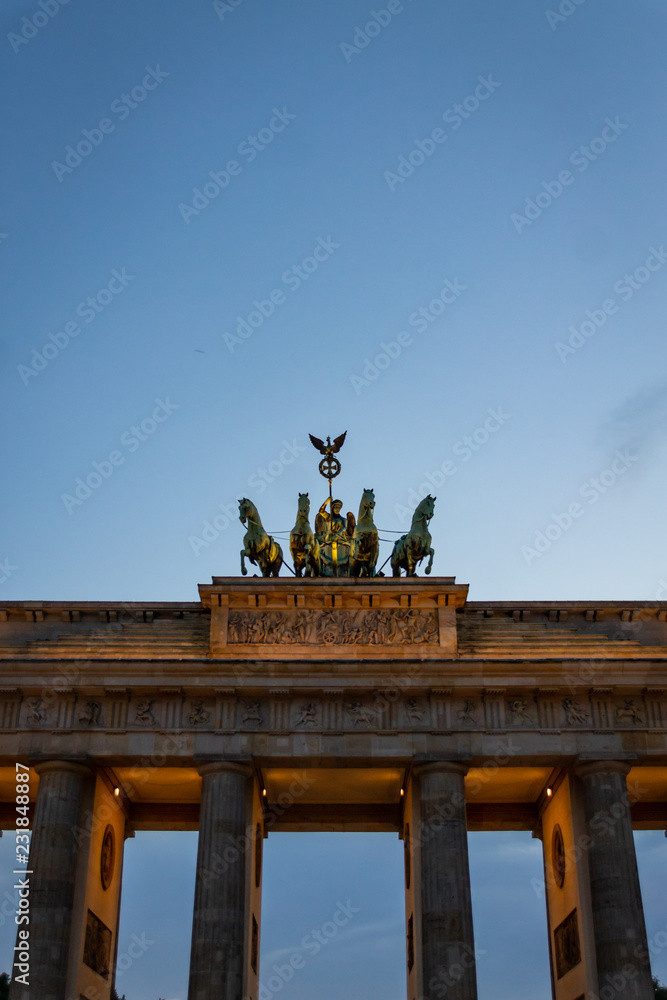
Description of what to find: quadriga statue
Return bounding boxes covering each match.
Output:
[391,494,436,576]
[350,488,379,577]
[289,493,320,578]
[238,498,283,577]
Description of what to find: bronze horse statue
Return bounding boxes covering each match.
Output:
[391,494,436,576]
[239,498,283,577]
[290,493,320,577]
[350,488,379,577]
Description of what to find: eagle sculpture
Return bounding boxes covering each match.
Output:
[309,431,347,456]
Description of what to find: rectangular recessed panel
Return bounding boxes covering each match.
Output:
[465,767,551,802]
[554,908,581,979]
[113,766,200,803]
[262,767,405,804]
[627,766,667,802]
[83,910,112,979]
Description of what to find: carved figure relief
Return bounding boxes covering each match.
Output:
[242,701,264,726]
[83,910,112,979]
[616,699,643,725]
[459,700,478,726]
[563,698,589,726]
[508,698,534,726]
[347,701,376,726]
[552,825,565,889]
[100,825,115,891]
[79,700,102,727]
[554,908,581,979]
[135,700,157,725]
[27,698,48,724]
[405,698,426,721]
[295,703,318,726]
[189,701,210,725]
[227,608,438,645]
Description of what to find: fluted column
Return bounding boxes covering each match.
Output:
[188,762,252,1000]
[416,762,478,1000]
[9,760,92,1000]
[575,761,653,999]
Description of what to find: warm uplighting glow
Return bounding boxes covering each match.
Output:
[546,787,553,797]
[400,788,405,797]
[262,788,267,797]
[114,787,120,797]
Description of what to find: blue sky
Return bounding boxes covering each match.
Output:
[1,0,667,996]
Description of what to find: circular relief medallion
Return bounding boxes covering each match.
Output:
[100,825,115,891]
[319,456,341,480]
[552,824,565,888]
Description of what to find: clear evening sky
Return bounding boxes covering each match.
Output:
[1,0,666,996]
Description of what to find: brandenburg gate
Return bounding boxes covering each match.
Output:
[0,437,665,999]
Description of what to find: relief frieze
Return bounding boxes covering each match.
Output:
[188,700,211,726]
[79,700,103,727]
[508,698,535,727]
[241,700,264,726]
[563,698,589,726]
[135,700,158,725]
[615,698,643,725]
[2,690,663,735]
[227,608,438,645]
[295,702,318,726]
[459,700,478,726]
[26,697,49,724]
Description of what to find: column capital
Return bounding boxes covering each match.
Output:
[33,759,93,779]
[413,760,470,779]
[573,759,632,780]
[197,760,253,779]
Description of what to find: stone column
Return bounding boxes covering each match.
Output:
[188,762,252,1000]
[575,761,653,999]
[416,762,478,1000]
[9,760,92,1000]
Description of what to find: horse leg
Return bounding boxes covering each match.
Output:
[310,541,321,577]
[255,543,269,577]
[266,551,277,577]
[358,538,370,577]
[425,547,434,574]
[240,549,248,576]
[272,542,284,577]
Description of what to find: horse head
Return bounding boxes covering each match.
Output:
[238,497,255,526]
[297,492,310,515]
[357,488,375,521]
[415,494,436,523]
